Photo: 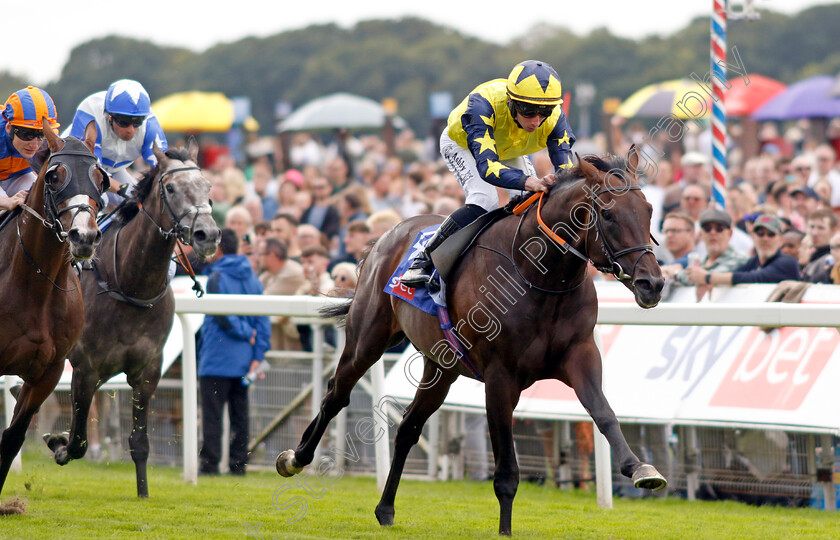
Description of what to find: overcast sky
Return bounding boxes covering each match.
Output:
[6,0,831,85]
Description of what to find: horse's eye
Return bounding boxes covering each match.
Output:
[601,209,614,221]
[165,184,175,194]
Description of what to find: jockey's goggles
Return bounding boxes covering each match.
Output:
[110,114,145,128]
[12,126,45,142]
[512,100,556,119]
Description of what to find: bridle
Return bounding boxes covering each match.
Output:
[510,184,656,289]
[138,165,208,245]
[19,144,108,243]
[14,141,108,290]
[92,162,209,306]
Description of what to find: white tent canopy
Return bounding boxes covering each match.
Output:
[278,92,406,132]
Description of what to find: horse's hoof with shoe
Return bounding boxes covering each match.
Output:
[276,450,304,477]
[632,464,667,491]
[374,504,395,526]
[43,432,73,465]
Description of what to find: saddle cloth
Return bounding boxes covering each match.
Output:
[384,225,483,380]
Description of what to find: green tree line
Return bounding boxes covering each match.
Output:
[3,6,839,137]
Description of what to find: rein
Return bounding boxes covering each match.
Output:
[16,219,78,292]
[91,222,169,308]
[510,184,655,287]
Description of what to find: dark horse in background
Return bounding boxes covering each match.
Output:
[0,121,107,513]
[44,142,219,497]
[276,149,666,535]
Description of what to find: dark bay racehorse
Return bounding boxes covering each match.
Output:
[0,122,106,513]
[276,149,666,535]
[44,142,219,497]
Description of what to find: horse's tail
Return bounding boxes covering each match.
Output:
[320,298,352,326]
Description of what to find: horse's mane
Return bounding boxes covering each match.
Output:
[507,153,629,208]
[115,147,193,224]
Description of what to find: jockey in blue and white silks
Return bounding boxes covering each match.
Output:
[65,79,168,205]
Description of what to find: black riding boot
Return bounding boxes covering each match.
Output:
[400,216,460,290]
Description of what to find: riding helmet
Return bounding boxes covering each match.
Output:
[104,79,152,117]
[506,60,563,105]
[2,86,60,131]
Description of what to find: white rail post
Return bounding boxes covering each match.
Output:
[334,328,347,472]
[3,376,22,472]
[427,411,440,480]
[592,326,613,509]
[179,313,198,484]
[372,356,390,491]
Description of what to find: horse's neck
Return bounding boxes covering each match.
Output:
[15,182,71,286]
[513,185,591,286]
[111,200,176,294]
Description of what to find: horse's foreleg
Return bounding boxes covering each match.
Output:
[375,359,458,527]
[48,371,98,465]
[484,367,521,537]
[128,369,160,498]
[279,320,393,476]
[0,365,62,503]
[566,340,666,491]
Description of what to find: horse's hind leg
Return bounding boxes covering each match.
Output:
[375,358,458,526]
[566,340,666,490]
[127,364,161,498]
[45,370,98,465]
[277,308,396,476]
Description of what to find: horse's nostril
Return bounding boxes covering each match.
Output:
[193,230,206,243]
[67,229,82,244]
[93,230,102,244]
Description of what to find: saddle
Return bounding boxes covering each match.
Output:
[430,205,511,283]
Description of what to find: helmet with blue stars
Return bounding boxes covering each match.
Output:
[104,79,152,117]
[506,60,563,106]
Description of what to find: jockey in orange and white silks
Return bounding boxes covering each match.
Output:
[401,60,576,290]
[0,86,59,210]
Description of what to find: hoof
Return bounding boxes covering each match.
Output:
[276,450,303,477]
[43,432,69,452]
[374,505,394,526]
[633,464,667,491]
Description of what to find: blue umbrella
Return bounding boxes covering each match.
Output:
[752,75,840,120]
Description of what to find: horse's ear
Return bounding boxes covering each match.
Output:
[577,152,601,183]
[82,120,98,154]
[626,144,640,179]
[187,136,199,164]
[43,116,62,152]
[153,143,167,167]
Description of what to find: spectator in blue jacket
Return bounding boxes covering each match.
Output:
[198,228,270,476]
[686,214,800,289]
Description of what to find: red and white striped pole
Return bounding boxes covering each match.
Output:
[711,0,728,210]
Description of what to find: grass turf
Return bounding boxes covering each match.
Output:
[1,453,839,539]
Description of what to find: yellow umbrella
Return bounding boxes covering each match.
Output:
[615,79,712,120]
[151,91,234,132]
